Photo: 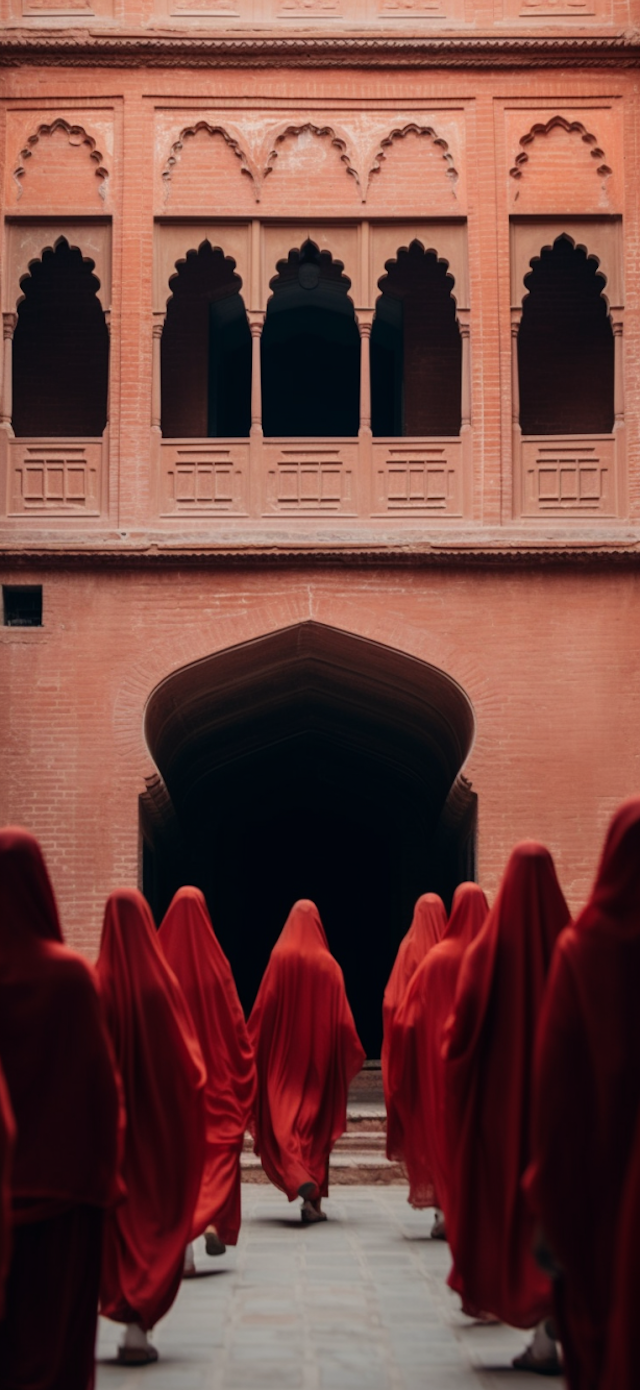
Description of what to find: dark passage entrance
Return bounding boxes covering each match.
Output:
[142,623,476,1057]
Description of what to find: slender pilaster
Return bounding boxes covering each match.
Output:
[1,313,17,428]
[510,309,522,428]
[248,311,265,439]
[356,310,374,438]
[613,317,624,425]
[151,314,164,431]
[459,314,471,428]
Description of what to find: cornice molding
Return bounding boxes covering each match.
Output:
[0,29,639,68]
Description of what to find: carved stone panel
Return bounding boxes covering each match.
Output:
[519,436,619,517]
[372,440,463,515]
[160,441,249,516]
[7,440,103,517]
[263,442,358,515]
[5,110,115,215]
[505,106,622,216]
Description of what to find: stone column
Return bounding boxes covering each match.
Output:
[356,310,374,438]
[248,312,265,438]
[459,314,471,428]
[1,313,17,428]
[151,314,164,430]
[613,317,624,425]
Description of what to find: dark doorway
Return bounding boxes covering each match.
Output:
[142,623,476,1057]
[261,242,360,437]
[371,241,461,438]
[161,241,251,439]
[13,238,108,438]
[518,234,614,436]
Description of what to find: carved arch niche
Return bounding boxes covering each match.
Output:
[506,110,622,215]
[258,123,362,216]
[160,122,259,215]
[4,220,112,317]
[365,119,465,215]
[6,115,114,214]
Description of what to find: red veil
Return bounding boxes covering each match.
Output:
[381,893,447,1106]
[443,843,569,1328]
[0,827,122,1390]
[526,799,640,1389]
[386,883,488,1211]
[159,887,256,1245]
[248,900,365,1201]
[0,1063,15,1320]
[98,888,206,1330]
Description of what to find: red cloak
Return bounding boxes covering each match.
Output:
[98,888,207,1330]
[386,883,488,1211]
[248,899,365,1201]
[443,843,570,1328]
[381,893,447,1108]
[0,827,122,1390]
[525,798,640,1390]
[159,886,256,1245]
[0,1063,15,1321]
[600,1107,640,1390]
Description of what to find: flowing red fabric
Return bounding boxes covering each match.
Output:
[0,827,122,1390]
[381,893,447,1108]
[159,886,256,1245]
[443,843,570,1328]
[386,883,488,1211]
[98,888,207,1330]
[0,1063,15,1321]
[248,899,365,1201]
[0,827,122,1215]
[600,1106,640,1390]
[525,798,640,1390]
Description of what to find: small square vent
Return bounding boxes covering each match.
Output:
[3,585,43,627]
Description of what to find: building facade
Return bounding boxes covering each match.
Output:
[1,0,638,1051]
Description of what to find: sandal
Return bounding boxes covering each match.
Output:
[117,1345,159,1365]
[301,1199,327,1224]
[204,1228,226,1257]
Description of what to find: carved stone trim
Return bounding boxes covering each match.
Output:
[0,33,638,69]
[261,122,360,199]
[367,123,458,202]
[510,115,612,194]
[162,120,259,203]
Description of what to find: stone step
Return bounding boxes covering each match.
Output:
[240,1150,405,1185]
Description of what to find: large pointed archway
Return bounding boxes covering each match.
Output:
[141,622,476,1057]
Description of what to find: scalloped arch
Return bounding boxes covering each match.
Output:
[165,238,243,309]
[522,232,611,313]
[366,124,459,202]
[13,119,109,201]
[15,234,106,312]
[262,122,361,200]
[162,122,259,202]
[267,238,355,308]
[376,238,461,316]
[510,116,612,196]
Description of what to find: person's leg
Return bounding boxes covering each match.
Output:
[118,1323,159,1365]
[204,1224,226,1256]
[512,1318,562,1376]
[183,1241,196,1276]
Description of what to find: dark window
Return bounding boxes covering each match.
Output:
[261,242,360,438]
[518,235,614,436]
[372,242,461,438]
[13,239,108,438]
[3,586,43,627]
[162,242,251,439]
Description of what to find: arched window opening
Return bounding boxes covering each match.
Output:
[518,236,614,436]
[161,242,251,439]
[261,242,360,438]
[372,243,461,438]
[13,239,108,438]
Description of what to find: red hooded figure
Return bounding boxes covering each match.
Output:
[248,899,365,1210]
[600,1106,640,1390]
[381,893,447,1109]
[386,883,488,1212]
[525,798,640,1390]
[0,1062,16,1321]
[443,842,570,1328]
[0,827,122,1390]
[159,886,256,1250]
[98,888,206,1343]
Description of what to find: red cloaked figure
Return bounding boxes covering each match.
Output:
[248,900,365,1215]
[0,1062,16,1320]
[98,888,207,1357]
[386,883,488,1212]
[159,887,256,1250]
[381,892,447,1108]
[443,842,570,1328]
[525,798,640,1390]
[0,827,122,1390]
[600,1107,640,1390]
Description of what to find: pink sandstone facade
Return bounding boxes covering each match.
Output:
[1,0,639,1049]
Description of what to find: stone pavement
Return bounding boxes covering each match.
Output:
[97,1187,553,1390]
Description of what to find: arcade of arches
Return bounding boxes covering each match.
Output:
[141,623,476,1058]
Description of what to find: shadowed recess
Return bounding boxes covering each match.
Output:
[142,622,476,1057]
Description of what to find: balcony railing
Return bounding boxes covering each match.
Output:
[5,438,104,517]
